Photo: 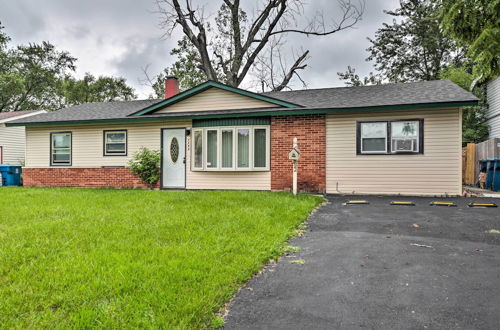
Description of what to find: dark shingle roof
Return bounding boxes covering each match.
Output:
[264,80,478,108]
[0,110,44,121]
[9,80,478,125]
[13,99,161,124]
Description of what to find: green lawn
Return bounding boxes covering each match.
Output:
[0,188,322,328]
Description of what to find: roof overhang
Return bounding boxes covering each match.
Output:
[0,110,47,124]
[129,80,303,116]
[6,100,477,127]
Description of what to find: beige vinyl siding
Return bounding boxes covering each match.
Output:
[0,124,26,165]
[154,87,276,113]
[326,108,462,196]
[25,121,191,168]
[25,121,271,190]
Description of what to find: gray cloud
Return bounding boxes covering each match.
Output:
[1,0,400,97]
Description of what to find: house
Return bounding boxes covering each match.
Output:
[0,110,46,165]
[7,78,478,196]
[487,76,500,138]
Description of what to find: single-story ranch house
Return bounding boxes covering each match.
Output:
[8,78,478,195]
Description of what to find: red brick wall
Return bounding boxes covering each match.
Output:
[23,168,159,189]
[271,114,326,192]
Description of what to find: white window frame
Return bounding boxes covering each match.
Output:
[360,122,388,154]
[236,126,252,171]
[252,126,270,170]
[103,130,127,156]
[220,127,236,170]
[204,128,219,171]
[192,125,270,172]
[51,132,72,166]
[192,128,204,170]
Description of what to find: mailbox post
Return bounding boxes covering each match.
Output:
[288,137,301,195]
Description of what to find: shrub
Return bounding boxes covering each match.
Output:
[127,147,161,188]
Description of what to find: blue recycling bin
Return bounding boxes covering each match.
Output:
[0,165,22,186]
[486,158,500,191]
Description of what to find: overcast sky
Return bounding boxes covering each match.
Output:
[1,0,399,98]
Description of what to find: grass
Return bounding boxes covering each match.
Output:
[0,187,322,328]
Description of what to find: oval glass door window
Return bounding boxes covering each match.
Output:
[170,137,179,163]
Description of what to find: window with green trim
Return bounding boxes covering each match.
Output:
[192,126,269,171]
[103,130,127,156]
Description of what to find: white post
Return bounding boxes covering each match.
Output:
[292,137,298,196]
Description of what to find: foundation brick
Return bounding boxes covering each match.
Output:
[22,168,158,189]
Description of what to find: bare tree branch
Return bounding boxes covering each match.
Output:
[272,50,309,91]
[155,0,365,91]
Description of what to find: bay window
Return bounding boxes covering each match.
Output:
[192,126,269,171]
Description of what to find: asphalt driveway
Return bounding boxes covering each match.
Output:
[224,196,500,330]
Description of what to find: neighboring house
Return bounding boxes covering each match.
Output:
[0,110,46,165]
[7,78,478,196]
[486,76,500,138]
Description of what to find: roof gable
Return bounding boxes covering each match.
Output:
[131,81,302,116]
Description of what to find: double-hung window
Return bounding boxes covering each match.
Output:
[357,119,423,155]
[359,122,387,154]
[103,130,127,156]
[51,132,72,166]
[192,126,270,171]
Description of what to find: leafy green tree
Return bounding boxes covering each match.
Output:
[441,0,500,80]
[337,66,383,86]
[0,38,76,112]
[0,23,137,111]
[441,65,489,143]
[61,73,136,105]
[366,0,464,83]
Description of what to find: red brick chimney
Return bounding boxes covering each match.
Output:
[164,76,179,98]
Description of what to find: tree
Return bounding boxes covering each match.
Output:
[441,0,500,81]
[441,65,489,143]
[366,0,464,83]
[0,22,137,111]
[61,73,136,105]
[155,0,365,91]
[143,37,209,98]
[337,66,383,86]
[0,40,76,112]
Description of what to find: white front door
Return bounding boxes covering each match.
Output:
[162,128,186,188]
